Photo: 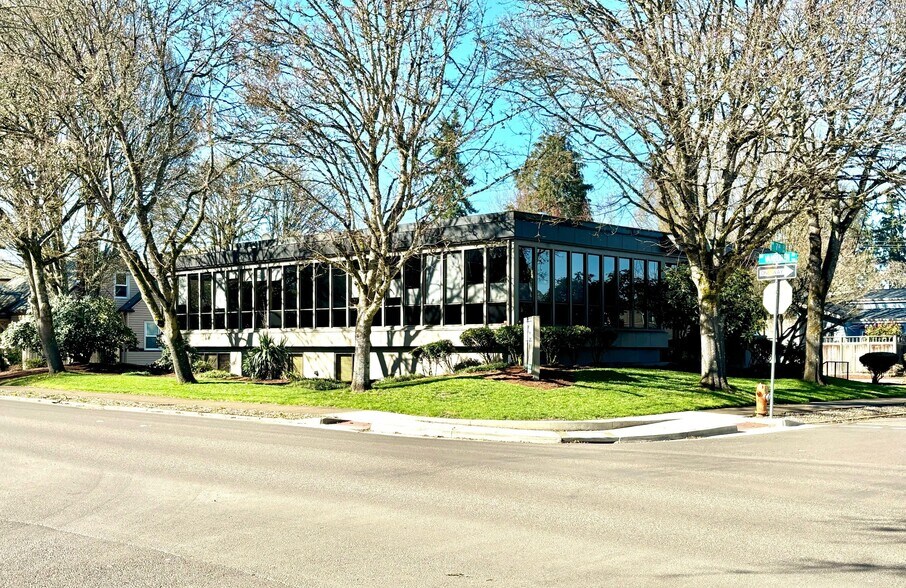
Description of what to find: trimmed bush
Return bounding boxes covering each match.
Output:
[495,324,523,365]
[381,373,425,384]
[199,369,236,380]
[289,377,346,390]
[453,358,481,371]
[24,357,47,369]
[245,334,291,380]
[192,359,214,373]
[412,339,455,375]
[859,352,899,384]
[151,335,200,374]
[589,326,617,364]
[123,370,152,376]
[460,327,498,363]
[541,325,591,366]
[458,360,509,373]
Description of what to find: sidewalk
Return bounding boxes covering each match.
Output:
[6,385,898,445]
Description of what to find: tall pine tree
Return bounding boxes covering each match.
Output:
[430,114,476,218]
[513,133,592,220]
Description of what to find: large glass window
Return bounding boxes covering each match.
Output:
[227,271,240,329]
[633,259,646,328]
[403,256,421,326]
[300,264,314,328]
[536,249,552,326]
[177,275,188,330]
[384,271,402,327]
[315,265,330,328]
[518,246,534,320]
[254,269,268,328]
[268,267,282,328]
[487,247,507,323]
[603,257,617,328]
[283,265,298,328]
[647,260,661,328]
[464,249,485,324]
[571,252,585,325]
[214,272,226,329]
[618,258,631,328]
[200,273,213,330]
[588,255,602,327]
[554,251,569,326]
[188,274,200,330]
[332,267,347,327]
[423,254,442,326]
[240,269,254,329]
[444,251,463,325]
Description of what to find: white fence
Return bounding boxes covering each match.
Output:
[822,336,906,375]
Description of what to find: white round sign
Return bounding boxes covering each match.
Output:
[762,280,793,315]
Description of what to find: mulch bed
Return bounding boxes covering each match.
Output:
[477,366,575,390]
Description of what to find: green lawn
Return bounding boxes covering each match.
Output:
[4,368,903,420]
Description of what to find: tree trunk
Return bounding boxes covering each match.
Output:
[803,210,847,384]
[21,246,65,374]
[351,304,377,392]
[691,265,729,391]
[803,213,826,384]
[161,310,196,384]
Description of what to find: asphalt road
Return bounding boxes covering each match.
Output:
[1,399,905,587]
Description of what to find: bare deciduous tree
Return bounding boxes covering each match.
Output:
[242,0,494,391]
[5,0,243,383]
[501,0,815,389]
[789,0,906,384]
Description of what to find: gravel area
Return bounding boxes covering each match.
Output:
[786,404,906,424]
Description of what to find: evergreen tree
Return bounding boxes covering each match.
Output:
[431,114,475,218]
[872,196,906,265]
[513,133,592,220]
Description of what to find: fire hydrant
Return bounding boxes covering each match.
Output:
[755,383,769,417]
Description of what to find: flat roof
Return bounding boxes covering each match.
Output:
[178,211,678,271]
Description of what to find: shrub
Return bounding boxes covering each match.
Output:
[53,295,138,363]
[289,377,346,390]
[541,325,591,366]
[495,324,523,365]
[859,352,899,384]
[458,360,509,373]
[123,371,151,376]
[2,347,21,368]
[1,320,41,354]
[888,363,905,378]
[589,326,618,364]
[24,357,46,369]
[453,358,481,371]
[151,335,200,374]
[245,333,291,380]
[199,369,235,380]
[192,358,214,373]
[460,327,498,363]
[864,322,902,337]
[412,339,455,375]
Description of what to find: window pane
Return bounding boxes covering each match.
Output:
[487,247,507,303]
[554,251,568,326]
[464,249,484,304]
[176,275,188,315]
[571,252,585,325]
[603,257,617,328]
[633,259,646,328]
[587,255,602,327]
[283,265,297,328]
[445,251,463,304]
[518,247,534,301]
[269,267,283,328]
[300,264,313,309]
[647,261,660,328]
[188,274,200,330]
[214,272,226,329]
[332,268,347,327]
[315,265,329,309]
[227,271,239,329]
[201,273,213,329]
[424,255,442,305]
[618,258,631,328]
[255,268,268,328]
[536,249,551,325]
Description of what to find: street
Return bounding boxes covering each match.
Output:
[1,399,904,587]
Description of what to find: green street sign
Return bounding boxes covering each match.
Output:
[770,241,786,254]
[758,251,798,265]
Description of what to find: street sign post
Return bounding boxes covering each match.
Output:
[757,244,797,418]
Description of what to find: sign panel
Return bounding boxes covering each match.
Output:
[523,315,541,380]
[758,251,799,265]
[762,280,793,315]
[757,263,797,281]
[770,241,787,254]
